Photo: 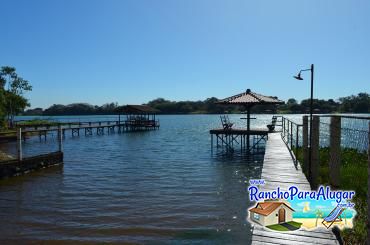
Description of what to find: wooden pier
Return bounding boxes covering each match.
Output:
[0,120,160,143]
[24,120,160,140]
[210,128,269,152]
[251,133,339,244]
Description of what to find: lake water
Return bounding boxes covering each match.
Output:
[0,114,366,243]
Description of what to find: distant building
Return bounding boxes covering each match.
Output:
[249,200,294,226]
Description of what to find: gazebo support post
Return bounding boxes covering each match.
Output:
[246,106,251,151]
[215,89,284,153]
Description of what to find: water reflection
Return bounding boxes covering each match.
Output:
[0,115,267,243]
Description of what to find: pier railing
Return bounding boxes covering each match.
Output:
[278,116,303,167]
[1,124,65,178]
[277,115,369,190]
[304,115,369,188]
[300,115,369,243]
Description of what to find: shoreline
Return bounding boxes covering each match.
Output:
[294,218,353,230]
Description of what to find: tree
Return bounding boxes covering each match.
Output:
[287,98,298,105]
[0,66,32,127]
[0,84,5,127]
[339,93,370,113]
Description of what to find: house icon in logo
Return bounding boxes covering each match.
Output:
[249,199,295,227]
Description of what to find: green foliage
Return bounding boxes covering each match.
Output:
[0,151,14,161]
[146,97,230,114]
[295,147,368,244]
[36,102,119,116]
[266,224,290,231]
[279,93,369,114]
[145,97,276,114]
[339,93,370,113]
[266,221,302,231]
[287,221,303,229]
[16,119,59,127]
[19,92,370,116]
[0,66,32,128]
[0,93,5,128]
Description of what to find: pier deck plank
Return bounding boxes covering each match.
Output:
[210,128,269,135]
[251,133,339,245]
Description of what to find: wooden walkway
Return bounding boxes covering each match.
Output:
[251,133,339,245]
[1,120,160,142]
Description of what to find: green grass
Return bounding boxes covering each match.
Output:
[295,147,368,244]
[266,224,290,231]
[0,151,14,161]
[16,119,59,127]
[266,221,302,232]
[0,129,16,134]
[288,221,303,229]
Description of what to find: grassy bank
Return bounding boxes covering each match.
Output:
[295,147,368,244]
[15,119,59,127]
[1,119,58,132]
[0,151,14,161]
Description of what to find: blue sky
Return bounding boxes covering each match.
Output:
[291,198,355,218]
[1,0,369,108]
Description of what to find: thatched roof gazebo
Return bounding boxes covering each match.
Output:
[214,89,284,151]
[217,89,284,131]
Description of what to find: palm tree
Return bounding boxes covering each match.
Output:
[342,209,347,225]
[315,209,324,227]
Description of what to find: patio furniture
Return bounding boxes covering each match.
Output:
[220,115,234,130]
[322,205,345,229]
[267,116,277,132]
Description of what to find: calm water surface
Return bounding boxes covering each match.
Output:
[0,114,306,243]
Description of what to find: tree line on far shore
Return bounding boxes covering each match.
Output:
[23,93,370,116]
[1,66,369,126]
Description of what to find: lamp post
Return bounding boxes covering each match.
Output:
[294,64,314,181]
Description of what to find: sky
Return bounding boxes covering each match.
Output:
[1,0,369,109]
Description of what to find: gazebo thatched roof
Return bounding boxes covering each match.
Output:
[217,89,284,106]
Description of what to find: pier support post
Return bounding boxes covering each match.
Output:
[329,116,341,188]
[17,128,22,161]
[311,116,320,189]
[58,125,63,152]
[295,124,299,166]
[290,121,293,149]
[246,107,251,151]
[302,116,309,176]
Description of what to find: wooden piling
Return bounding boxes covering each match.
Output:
[311,116,320,189]
[329,116,341,188]
[295,124,299,165]
[58,125,63,152]
[290,121,293,149]
[17,128,22,161]
[302,116,309,175]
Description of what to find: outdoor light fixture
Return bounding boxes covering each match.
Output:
[294,64,314,182]
[293,72,303,80]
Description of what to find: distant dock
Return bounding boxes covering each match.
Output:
[1,120,160,142]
